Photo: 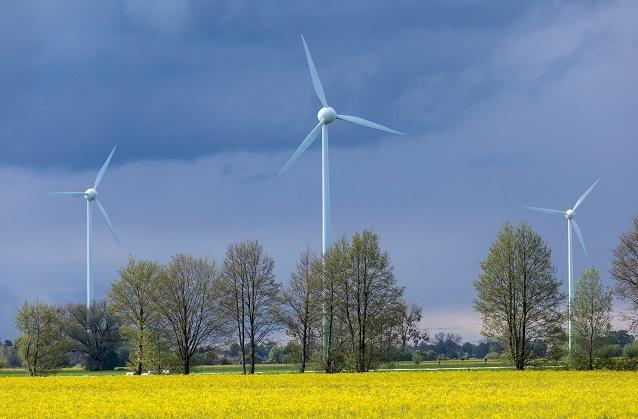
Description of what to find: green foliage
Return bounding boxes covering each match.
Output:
[622,342,638,358]
[572,267,613,370]
[318,230,404,372]
[607,330,634,346]
[109,256,162,375]
[412,350,423,365]
[597,344,623,359]
[474,222,564,370]
[15,300,68,376]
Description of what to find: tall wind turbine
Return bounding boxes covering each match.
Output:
[280,35,405,254]
[53,146,120,313]
[526,178,599,353]
[279,35,404,361]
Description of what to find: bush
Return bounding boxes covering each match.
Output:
[597,344,623,359]
[412,350,423,365]
[594,356,638,371]
[623,342,638,359]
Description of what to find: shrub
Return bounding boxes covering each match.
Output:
[412,351,423,366]
[623,342,638,359]
[597,344,622,359]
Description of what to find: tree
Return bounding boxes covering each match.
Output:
[623,341,638,358]
[316,237,350,372]
[109,257,162,374]
[397,303,424,353]
[63,300,122,371]
[611,215,638,332]
[474,222,565,370]
[335,230,404,372]
[278,247,320,372]
[572,267,613,370]
[154,254,224,374]
[221,240,280,374]
[0,340,20,368]
[607,330,634,347]
[314,231,404,372]
[15,300,67,376]
[432,333,462,359]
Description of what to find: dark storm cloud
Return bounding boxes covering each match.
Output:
[0,0,555,170]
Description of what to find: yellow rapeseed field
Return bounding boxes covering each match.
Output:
[1,370,637,418]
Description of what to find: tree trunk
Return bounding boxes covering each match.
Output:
[300,328,307,373]
[136,341,143,375]
[250,335,256,374]
[184,356,190,375]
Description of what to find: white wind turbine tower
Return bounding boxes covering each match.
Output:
[279,35,405,357]
[53,146,120,313]
[526,178,599,353]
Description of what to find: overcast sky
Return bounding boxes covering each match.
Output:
[1,0,637,341]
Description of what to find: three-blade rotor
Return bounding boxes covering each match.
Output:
[280,35,405,174]
[525,178,600,257]
[52,145,120,244]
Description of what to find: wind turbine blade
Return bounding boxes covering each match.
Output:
[279,122,324,175]
[525,206,565,215]
[301,34,328,107]
[573,178,600,210]
[51,192,84,196]
[572,219,588,257]
[337,114,405,135]
[95,199,120,244]
[94,145,117,189]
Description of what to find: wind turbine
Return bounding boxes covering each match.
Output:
[280,34,405,254]
[53,145,120,314]
[279,35,405,360]
[526,178,599,353]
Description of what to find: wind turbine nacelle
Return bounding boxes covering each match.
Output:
[565,209,575,220]
[318,107,336,124]
[84,188,98,201]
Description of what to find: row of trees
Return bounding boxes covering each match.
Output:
[474,216,638,370]
[14,230,427,375]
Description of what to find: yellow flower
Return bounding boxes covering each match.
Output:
[0,370,637,418]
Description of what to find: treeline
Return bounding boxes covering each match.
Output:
[11,230,429,376]
[474,216,638,370]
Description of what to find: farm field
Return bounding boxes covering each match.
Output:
[1,370,637,418]
[0,359,513,377]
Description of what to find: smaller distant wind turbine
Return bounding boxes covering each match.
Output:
[526,178,599,353]
[53,146,120,313]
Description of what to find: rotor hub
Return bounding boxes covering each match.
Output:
[317,106,337,124]
[84,188,98,201]
[565,209,575,220]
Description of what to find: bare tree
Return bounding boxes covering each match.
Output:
[109,256,162,374]
[317,237,350,372]
[572,267,612,370]
[432,332,462,359]
[337,230,404,372]
[611,215,638,331]
[222,240,280,374]
[220,245,248,373]
[474,222,565,370]
[278,247,320,372]
[15,300,66,376]
[398,302,424,353]
[154,254,224,374]
[63,300,122,371]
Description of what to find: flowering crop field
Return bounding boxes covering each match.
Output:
[1,370,637,417]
